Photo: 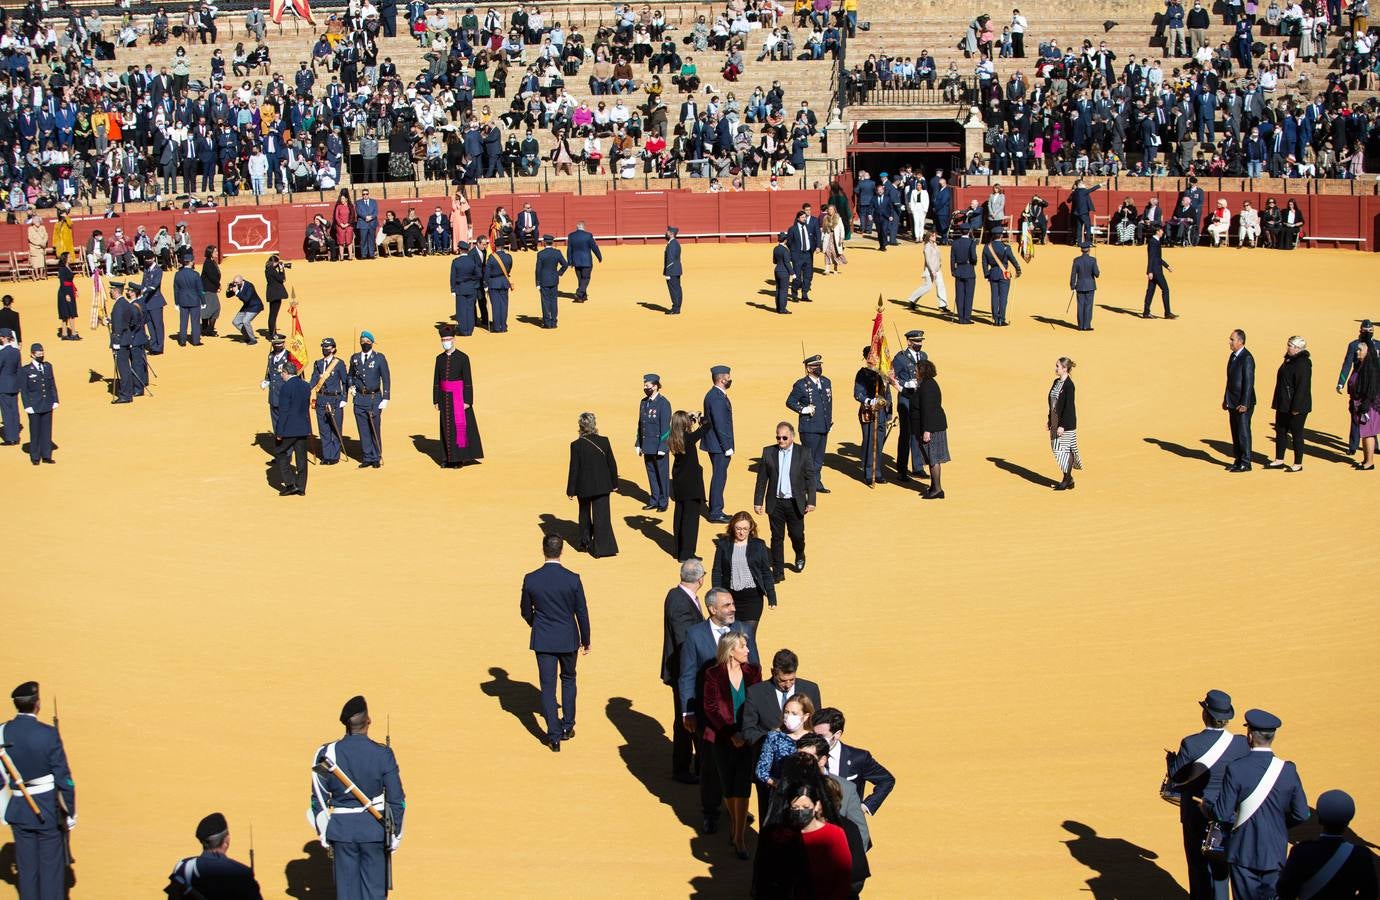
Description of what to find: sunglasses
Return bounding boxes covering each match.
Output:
[776,435,791,442]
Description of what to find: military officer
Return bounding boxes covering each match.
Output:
[484,239,514,332]
[771,232,793,315]
[2,681,76,900]
[854,345,895,486]
[308,696,404,900]
[891,330,928,482]
[1069,242,1100,332]
[349,331,390,468]
[1206,709,1309,900]
[981,224,1022,326]
[636,374,672,512]
[786,354,833,492]
[167,812,262,899]
[1276,789,1377,899]
[309,337,348,465]
[0,328,22,440]
[949,223,978,325]
[1166,690,1250,900]
[663,227,683,314]
[703,365,735,524]
[140,253,168,354]
[108,284,137,404]
[534,235,568,328]
[260,333,291,433]
[471,235,492,330]
[20,344,58,465]
[450,240,480,336]
[121,282,151,398]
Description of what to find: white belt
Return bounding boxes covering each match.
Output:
[10,774,54,795]
[330,793,383,815]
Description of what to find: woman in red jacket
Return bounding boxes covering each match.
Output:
[753,776,854,899]
[702,631,762,859]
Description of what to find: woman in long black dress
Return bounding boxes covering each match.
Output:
[264,254,289,337]
[567,412,619,557]
[710,511,777,633]
[432,326,484,468]
[912,359,949,499]
[55,253,79,341]
[669,409,707,561]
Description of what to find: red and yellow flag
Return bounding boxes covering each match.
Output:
[270,0,316,25]
[287,296,309,374]
[870,294,889,367]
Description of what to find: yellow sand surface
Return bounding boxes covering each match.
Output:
[2,238,1377,898]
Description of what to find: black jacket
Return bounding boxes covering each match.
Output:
[265,260,289,302]
[567,433,618,497]
[660,586,704,686]
[710,536,777,605]
[1224,348,1256,409]
[1049,378,1077,431]
[752,442,816,516]
[1272,350,1312,414]
[911,377,948,432]
[671,424,707,502]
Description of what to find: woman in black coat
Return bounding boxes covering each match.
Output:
[264,254,289,337]
[567,411,619,557]
[911,359,950,500]
[1047,356,1081,491]
[668,409,707,561]
[1269,336,1312,471]
[710,511,778,631]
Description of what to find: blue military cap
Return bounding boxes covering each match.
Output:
[991,224,1006,236]
[457,239,471,249]
[1316,790,1356,830]
[710,365,731,378]
[10,681,37,700]
[1362,319,1374,331]
[1244,708,1282,731]
[803,354,822,366]
[1079,241,1093,251]
[30,343,43,353]
[269,333,286,344]
[360,330,375,343]
[195,812,228,842]
[0,328,12,339]
[904,329,924,340]
[339,695,367,725]
[542,234,554,244]
[643,373,660,382]
[1200,690,1234,719]
[321,337,336,348]
[777,231,788,241]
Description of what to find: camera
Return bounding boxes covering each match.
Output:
[282,262,293,269]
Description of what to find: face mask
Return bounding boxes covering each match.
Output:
[441,340,454,351]
[724,378,733,390]
[644,387,654,397]
[33,355,44,363]
[361,343,373,353]
[782,713,804,732]
[786,807,815,830]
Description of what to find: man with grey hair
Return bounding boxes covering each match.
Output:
[678,588,760,834]
[661,558,707,784]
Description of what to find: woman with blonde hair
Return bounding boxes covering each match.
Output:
[820,205,845,274]
[701,631,762,859]
[567,411,620,557]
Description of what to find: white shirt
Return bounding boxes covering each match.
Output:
[826,740,842,776]
[776,443,794,498]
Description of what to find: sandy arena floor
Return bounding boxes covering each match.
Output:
[2,236,1377,898]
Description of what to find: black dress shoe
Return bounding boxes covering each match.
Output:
[794,557,805,573]
[924,489,945,500]
[358,462,372,468]
[372,462,382,468]
[111,398,132,404]
[279,487,298,496]
[548,737,562,752]
[1142,312,1155,319]
[701,816,719,835]
[41,458,54,464]
[31,460,40,466]
[561,728,575,741]
[656,505,668,513]
[672,772,699,785]
[1165,313,1179,320]
[641,502,658,510]
[707,515,730,524]
[816,486,831,493]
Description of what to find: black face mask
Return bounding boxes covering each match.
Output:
[724,378,733,390]
[786,807,815,830]
[360,343,373,353]
[644,387,654,397]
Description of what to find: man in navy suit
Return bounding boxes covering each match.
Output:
[534,235,568,328]
[813,707,895,818]
[1224,329,1257,472]
[786,210,817,302]
[521,534,592,752]
[140,256,167,354]
[1207,709,1309,900]
[949,224,978,324]
[702,365,735,523]
[771,232,793,314]
[931,174,953,243]
[565,222,603,302]
[450,241,480,336]
[0,328,21,443]
[172,251,204,347]
[753,422,817,581]
[19,344,57,465]
[273,360,312,496]
[679,588,760,834]
[1167,690,1251,900]
[1142,224,1177,320]
[2,681,76,900]
[1069,178,1101,246]
[661,559,707,784]
[663,227,684,314]
[740,648,823,820]
[515,203,540,250]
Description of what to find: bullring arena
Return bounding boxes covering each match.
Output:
[1,0,1378,897]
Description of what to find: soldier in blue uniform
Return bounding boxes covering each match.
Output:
[2,681,76,900]
[1069,243,1100,331]
[566,222,602,302]
[981,225,1022,326]
[1277,789,1378,899]
[471,236,491,330]
[786,354,833,492]
[140,254,168,354]
[1207,708,1309,900]
[20,344,58,465]
[121,282,151,397]
[949,224,978,325]
[309,337,348,465]
[534,235,568,328]
[274,358,312,496]
[771,232,793,314]
[0,328,22,439]
[166,812,262,899]
[108,284,137,404]
[663,227,684,314]
[260,333,291,433]
[484,241,514,333]
[702,365,735,524]
[349,331,390,468]
[636,374,672,512]
[1166,690,1251,900]
[309,696,405,900]
[450,240,480,336]
[891,331,928,482]
[854,345,895,486]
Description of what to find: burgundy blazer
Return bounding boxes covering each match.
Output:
[700,661,762,743]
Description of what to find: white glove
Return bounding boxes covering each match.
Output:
[905,379,917,389]
[635,447,643,455]
[801,404,816,415]
[389,834,401,852]
[112,343,121,349]
[51,402,58,410]
[725,448,734,457]
[260,379,269,389]
[24,407,33,414]
[339,402,346,411]
[656,451,666,457]
[65,815,76,831]
[379,399,388,410]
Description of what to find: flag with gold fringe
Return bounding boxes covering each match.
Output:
[287,293,309,373]
[870,294,888,365]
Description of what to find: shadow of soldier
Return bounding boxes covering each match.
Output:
[284,839,335,898]
[1060,820,1188,900]
[0,843,14,888]
[478,666,548,744]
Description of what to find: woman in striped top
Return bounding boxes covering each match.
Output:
[1048,357,1081,491]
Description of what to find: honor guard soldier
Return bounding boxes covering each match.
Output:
[349,331,390,468]
[260,333,291,432]
[981,224,1021,326]
[1207,709,1309,900]
[786,355,833,492]
[534,235,568,329]
[1165,690,1250,900]
[949,223,978,325]
[1069,242,1100,332]
[1277,790,1378,899]
[309,696,405,900]
[450,240,480,336]
[663,227,683,315]
[2,682,76,900]
[484,239,514,333]
[140,254,168,354]
[854,345,895,486]
[771,232,793,315]
[636,374,672,511]
[310,338,348,465]
[108,283,137,404]
[20,344,58,465]
[890,331,928,482]
[0,328,21,440]
[166,812,263,899]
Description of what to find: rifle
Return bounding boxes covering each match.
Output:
[249,821,255,875]
[312,753,392,891]
[384,716,394,893]
[53,698,73,866]
[0,743,42,822]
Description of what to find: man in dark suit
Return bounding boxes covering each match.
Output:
[19,344,57,465]
[521,534,592,752]
[172,251,204,347]
[1142,225,1177,319]
[0,295,22,343]
[1224,329,1257,472]
[1277,789,1378,900]
[740,648,823,819]
[534,235,568,329]
[786,210,817,302]
[702,365,735,523]
[1069,243,1100,331]
[450,241,480,336]
[661,559,706,784]
[771,232,793,314]
[949,224,978,324]
[1069,178,1101,246]
[273,360,312,496]
[679,588,760,834]
[753,422,817,582]
[813,707,896,818]
[565,222,602,302]
[0,328,20,443]
[515,203,540,250]
[663,227,683,314]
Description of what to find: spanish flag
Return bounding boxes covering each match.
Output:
[270,0,316,25]
[287,296,310,374]
[870,294,889,366]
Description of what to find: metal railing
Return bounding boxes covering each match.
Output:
[849,78,981,107]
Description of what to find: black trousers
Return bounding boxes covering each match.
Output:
[894,397,922,477]
[767,501,805,576]
[267,300,282,337]
[275,435,308,492]
[536,651,577,739]
[1274,411,1308,464]
[694,718,724,819]
[1228,408,1253,466]
[577,493,618,557]
[574,265,592,299]
[26,410,53,462]
[673,498,702,561]
[1181,803,1230,900]
[1143,272,1172,315]
[671,684,697,778]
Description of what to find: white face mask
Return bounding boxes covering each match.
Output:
[783,713,804,732]
[441,340,454,351]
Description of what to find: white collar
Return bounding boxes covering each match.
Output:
[1250,747,1274,753]
[827,741,842,772]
